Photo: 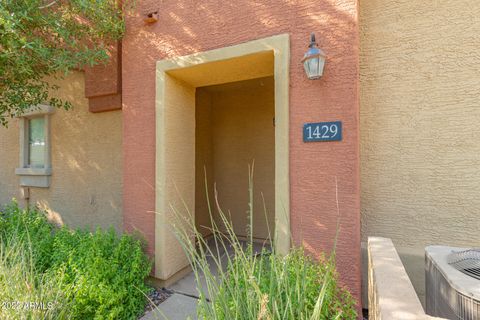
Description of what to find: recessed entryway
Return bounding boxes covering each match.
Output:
[155,34,290,282]
[195,76,275,241]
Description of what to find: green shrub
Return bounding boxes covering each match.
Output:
[0,201,152,320]
[50,228,152,319]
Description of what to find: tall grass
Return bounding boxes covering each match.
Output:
[0,230,69,320]
[168,166,357,320]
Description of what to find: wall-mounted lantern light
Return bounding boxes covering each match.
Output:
[301,33,326,80]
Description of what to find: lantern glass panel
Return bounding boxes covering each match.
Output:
[303,56,325,79]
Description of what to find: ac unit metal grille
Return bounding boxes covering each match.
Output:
[448,249,480,280]
[426,246,480,320]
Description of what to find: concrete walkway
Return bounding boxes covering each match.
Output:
[141,294,198,320]
[141,240,268,320]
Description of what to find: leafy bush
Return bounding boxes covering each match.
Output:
[171,168,358,320]
[50,228,152,319]
[0,201,152,320]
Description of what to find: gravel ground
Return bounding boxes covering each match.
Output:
[143,288,172,314]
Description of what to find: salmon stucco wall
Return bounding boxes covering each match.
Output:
[123,0,360,305]
[0,71,123,231]
[360,0,480,305]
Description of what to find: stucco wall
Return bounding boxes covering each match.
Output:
[195,89,214,238]
[0,117,21,205]
[0,71,123,231]
[360,0,480,305]
[123,0,360,305]
[196,77,275,241]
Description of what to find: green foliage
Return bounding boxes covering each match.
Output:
[0,201,55,271]
[0,0,130,126]
[0,235,70,320]
[170,167,358,320]
[0,201,152,319]
[209,249,357,320]
[50,228,152,319]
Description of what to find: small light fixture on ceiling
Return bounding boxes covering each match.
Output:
[301,33,326,80]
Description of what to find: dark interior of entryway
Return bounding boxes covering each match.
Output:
[195,76,275,242]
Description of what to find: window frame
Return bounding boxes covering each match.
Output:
[15,105,54,187]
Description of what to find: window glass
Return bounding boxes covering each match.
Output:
[28,117,45,168]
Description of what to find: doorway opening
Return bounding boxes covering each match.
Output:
[155,34,290,283]
[195,76,275,242]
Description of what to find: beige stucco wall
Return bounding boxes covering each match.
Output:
[156,73,196,280]
[0,71,123,231]
[360,0,480,306]
[196,77,275,241]
[195,89,215,238]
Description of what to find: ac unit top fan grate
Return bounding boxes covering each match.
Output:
[448,249,480,281]
[426,245,480,320]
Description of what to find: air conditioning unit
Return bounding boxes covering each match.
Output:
[426,245,480,320]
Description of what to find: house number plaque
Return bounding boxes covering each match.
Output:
[303,121,342,142]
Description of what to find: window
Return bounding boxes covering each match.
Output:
[15,105,54,188]
[28,117,46,168]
